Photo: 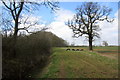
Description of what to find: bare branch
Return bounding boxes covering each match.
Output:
[2,0,11,10]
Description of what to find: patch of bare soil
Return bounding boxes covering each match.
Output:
[94,49,118,54]
[94,49,118,52]
[99,53,118,59]
[93,50,118,59]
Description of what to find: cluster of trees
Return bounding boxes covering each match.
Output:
[28,31,68,47]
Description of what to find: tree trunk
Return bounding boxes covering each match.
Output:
[12,36,17,58]
[12,20,19,58]
[89,35,93,51]
[13,18,19,37]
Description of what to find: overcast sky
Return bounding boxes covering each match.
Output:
[0,1,119,46]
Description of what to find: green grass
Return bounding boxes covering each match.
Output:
[33,47,118,78]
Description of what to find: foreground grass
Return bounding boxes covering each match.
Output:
[33,47,118,78]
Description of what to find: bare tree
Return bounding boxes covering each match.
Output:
[67,2,113,51]
[102,41,108,46]
[1,0,59,38]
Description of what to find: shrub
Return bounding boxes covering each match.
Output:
[2,31,68,79]
[2,31,51,79]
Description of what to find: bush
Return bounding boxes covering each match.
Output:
[2,31,52,79]
[2,31,68,79]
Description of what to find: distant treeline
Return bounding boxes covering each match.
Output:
[2,31,68,79]
[69,45,119,47]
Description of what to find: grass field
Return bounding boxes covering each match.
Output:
[33,46,118,78]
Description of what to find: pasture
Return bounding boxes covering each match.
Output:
[33,46,118,78]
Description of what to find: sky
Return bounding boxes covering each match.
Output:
[33,2,119,46]
[0,1,119,46]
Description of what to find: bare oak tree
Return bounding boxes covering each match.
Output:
[67,2,113,50]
